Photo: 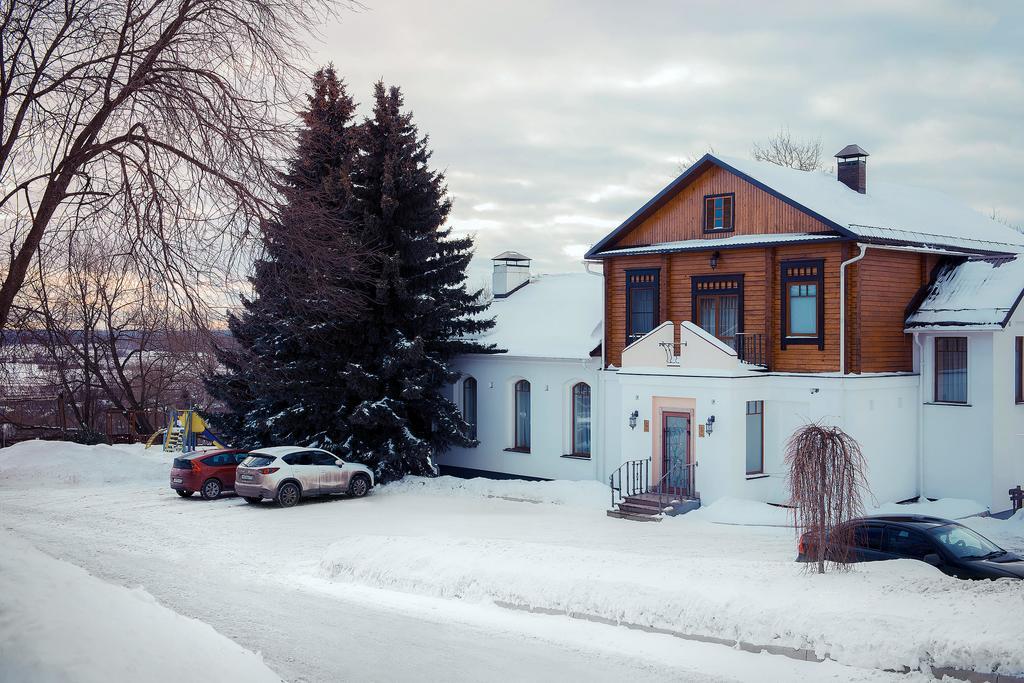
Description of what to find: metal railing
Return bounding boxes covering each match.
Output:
[735,332,768,369]
[652,460,696,509]
[609,458,652,508]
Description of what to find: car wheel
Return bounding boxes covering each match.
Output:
[348,475,370,498]
[243,496,262,504]
[276,482,300,508]
[176,489,194,498]
[200,478,222,500]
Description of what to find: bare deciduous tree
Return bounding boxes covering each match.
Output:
[752,126,825,171]
[676,145,715,173]
[785,422,871,574]
[0,0,353,330]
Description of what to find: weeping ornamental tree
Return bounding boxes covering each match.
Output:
[785,423,871,574]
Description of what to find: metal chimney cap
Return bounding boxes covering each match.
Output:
[835,144,869,159]
[492,251,531,262]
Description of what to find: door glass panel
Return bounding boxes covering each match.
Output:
[698,297,716,337]
[663,415,690,494]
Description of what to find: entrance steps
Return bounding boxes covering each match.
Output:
[607,492,701,521]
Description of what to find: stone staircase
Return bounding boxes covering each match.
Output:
[607,492,701,522]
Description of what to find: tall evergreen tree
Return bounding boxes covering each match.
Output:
[206,66,364,445]
[332,82,496,481]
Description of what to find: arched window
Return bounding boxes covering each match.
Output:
[572,383,591,456]
[514,380,531,451]
[462,377,477,440]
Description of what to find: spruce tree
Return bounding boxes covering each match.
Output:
[333,81,496,481]
[206,66,363,445]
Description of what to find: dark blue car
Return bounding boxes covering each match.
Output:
[797,515,1024,580]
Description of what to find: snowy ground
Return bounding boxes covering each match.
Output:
[1,441,1022,682]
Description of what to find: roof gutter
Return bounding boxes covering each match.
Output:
[840,243,869,375]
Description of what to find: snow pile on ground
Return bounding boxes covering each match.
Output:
[867,497,988,519]
[0,440,170,487]
[687,497,794,526]
[318,534,1024,677]
[687,497,991,528]
[379,474,610,507]
[0,530,281,683]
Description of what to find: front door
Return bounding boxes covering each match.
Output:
[661,412,692,496]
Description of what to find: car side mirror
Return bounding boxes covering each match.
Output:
[337,462,345,467]
[923,553,942,567]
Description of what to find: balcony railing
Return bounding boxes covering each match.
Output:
[735,332,768,369]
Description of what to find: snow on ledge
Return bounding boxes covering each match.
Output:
[0,531,281,683]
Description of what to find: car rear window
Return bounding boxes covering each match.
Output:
[172,458,193,470]
[241,455,276,468]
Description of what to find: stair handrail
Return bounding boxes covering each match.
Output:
[609,458,652,508]
[654,459,696,510]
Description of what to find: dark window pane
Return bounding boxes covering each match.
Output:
[572,383,591,455]
[935,337,967,403]
[515,380,531,449]
[463,377,477,440]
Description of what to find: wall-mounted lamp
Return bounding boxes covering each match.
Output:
[628,410,639,430]
[705,414,716,435]
[710,251,721,270]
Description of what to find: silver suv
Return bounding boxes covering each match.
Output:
[234,446,375,507]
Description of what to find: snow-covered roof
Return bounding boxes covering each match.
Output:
[479,272,603,359]
[906,255,1024,329]
[598,232,841,257]
[587,154,1024,257]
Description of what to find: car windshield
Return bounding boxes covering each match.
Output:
[926,525,1003,559]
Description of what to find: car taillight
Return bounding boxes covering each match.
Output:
[798,534,807,555]
[191,461,201,472]
[259,467,279,475]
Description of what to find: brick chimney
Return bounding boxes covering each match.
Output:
[492,251,531,298]
[835,144,869,194]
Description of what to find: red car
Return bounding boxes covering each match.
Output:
[170,449,249,500]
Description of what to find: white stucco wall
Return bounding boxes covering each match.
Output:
[916,308,1024,512]
[604,369,920,506]
[438,354,603,481]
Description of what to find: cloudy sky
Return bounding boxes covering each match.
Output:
[316,0,1024,286]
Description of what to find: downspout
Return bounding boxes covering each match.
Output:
[913,331,925,499]
[839,243,868,375]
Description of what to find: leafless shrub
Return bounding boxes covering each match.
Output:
[752,126,825,171]
[785,422,871,573]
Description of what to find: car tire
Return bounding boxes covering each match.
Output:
[200,478,222,500]
[243,496,262,504]
[348,475,370,498]
[276,482,300,508]
[176,489,194,498]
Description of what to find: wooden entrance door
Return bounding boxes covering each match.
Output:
[661,412,692,496]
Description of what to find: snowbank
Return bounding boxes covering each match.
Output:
[0,440,170,487]
[378,474,610,508]
[687,497,990,528]
[318,534,1024,677]
[0,530,281,683]
[867,497,988,519]
[687,497,793,526]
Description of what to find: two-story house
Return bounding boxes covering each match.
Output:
[585,147,1024,515]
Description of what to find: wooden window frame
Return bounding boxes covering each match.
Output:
[745,400,764,476]
[934,336,968,404]
[570,382,591,458]
[512,379,531,452]
[1016,337,1023,404]
[702,193,735,233]
[625,268,660,342]
[780,259,825,350]
[691,274,745,348]
[462,377,477,441]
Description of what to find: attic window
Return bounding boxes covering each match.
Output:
[703,193,734,232]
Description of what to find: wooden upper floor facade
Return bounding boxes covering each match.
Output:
[583,153,1024,374]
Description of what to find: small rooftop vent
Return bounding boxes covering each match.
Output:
[835,144,869,194]
[492,251,531,298]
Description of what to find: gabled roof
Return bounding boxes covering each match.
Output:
[585,154,1024,258]
[477,272,603,359]
[905,255,1024,329]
